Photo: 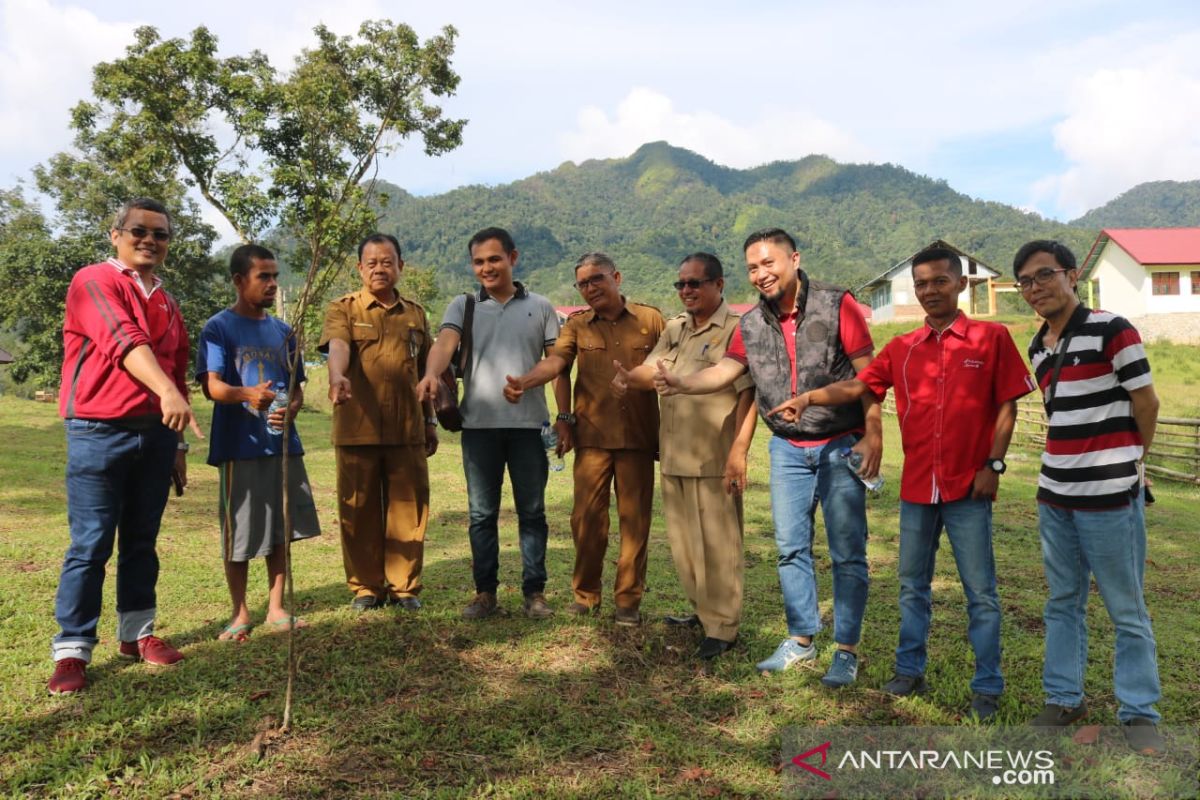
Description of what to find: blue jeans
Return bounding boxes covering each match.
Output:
[896,498,1003,694]
[53,419,176,662]
[767,434,869,644]
[1039,493,1161,722]
[461,428,549,596]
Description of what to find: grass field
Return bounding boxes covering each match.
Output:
[2,333,1199,798]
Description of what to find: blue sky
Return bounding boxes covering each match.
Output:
[2,0,1198,240]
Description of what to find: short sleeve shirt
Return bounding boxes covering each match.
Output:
[857,313,1035,503]
[651,302,755,477]
[196,309,305,466]
[318,289,430,447]
[440,284,560,429]
[550,300,665,452]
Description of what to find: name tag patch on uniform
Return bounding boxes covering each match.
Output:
[353,322,374,328]
[962,358,985,369]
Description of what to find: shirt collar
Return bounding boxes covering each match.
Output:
[922,310,967,340]
[686,300,731,333]
[108,257,162,298]
[476,281,529,303]
[357,288,404,310]
[586,296,631,323]
[1033,303,1091,352]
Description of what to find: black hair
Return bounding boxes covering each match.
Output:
[1013,240,1076,277]
[358,233,402,261]
[113,197,172,234]
[229,244,276,277]
[743,227,796,253]
[468,227,516,256]
[680,252,723,281]
[911,246,962,278]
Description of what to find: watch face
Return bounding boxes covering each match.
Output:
[990,459,1006,473]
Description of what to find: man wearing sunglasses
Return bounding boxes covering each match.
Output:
[610,253,756,660]
[49,198,203,694]
[505,253,664,626]
[1014,240,1164,754]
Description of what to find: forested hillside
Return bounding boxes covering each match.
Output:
[1072,180,1200,229]
[375,142,1096,310]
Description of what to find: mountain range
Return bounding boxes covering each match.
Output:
[368,142,1200,311]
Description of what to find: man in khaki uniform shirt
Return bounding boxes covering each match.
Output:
[613,253,756,660]
[505,253,664,626]
[319,233,437,611]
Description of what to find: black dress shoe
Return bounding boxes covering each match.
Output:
[390,596,422,610]
[351,595,381,612]
[663,613,701,628]
[697,636,736,660]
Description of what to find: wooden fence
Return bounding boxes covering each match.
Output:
[881,396,1200,485]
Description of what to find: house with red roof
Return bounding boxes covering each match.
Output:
[1079,228,1200,317]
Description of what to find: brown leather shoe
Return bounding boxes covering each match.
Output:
[522,593,554,619]
[613,606,642,627]
[462,592,498,620]
[565,601,599,617]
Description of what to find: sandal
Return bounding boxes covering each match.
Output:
[218,622,252,642]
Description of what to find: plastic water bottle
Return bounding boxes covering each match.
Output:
[266,382,288,435]
[541,421,565,472]
[839,447,884,493]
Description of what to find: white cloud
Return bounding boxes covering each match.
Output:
[1032,32,1200,218]
[0,0,135,178]
[560,87,875,170]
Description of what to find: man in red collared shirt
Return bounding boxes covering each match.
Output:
[48,198,204,695]
[771,246,1034,721]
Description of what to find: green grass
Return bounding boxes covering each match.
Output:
[2,345,1199,797]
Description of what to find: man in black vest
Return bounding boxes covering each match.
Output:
[654,228,881,688]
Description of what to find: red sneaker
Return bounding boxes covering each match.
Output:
[48,658,88,694]
[119,635,184,666]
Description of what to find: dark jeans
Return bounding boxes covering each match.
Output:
[53,419,176,661]
[461,428,549,596]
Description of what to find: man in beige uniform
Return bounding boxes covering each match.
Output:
[612,253,756,659]
[319,233,437,611]
[504,252,664,626]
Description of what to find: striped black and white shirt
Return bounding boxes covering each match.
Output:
[1029,305,1151,509]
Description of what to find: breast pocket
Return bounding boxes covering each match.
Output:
[627,335,656,368]
[406,327,426,362]
[580,336,608,367]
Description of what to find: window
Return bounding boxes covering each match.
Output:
[1192,272,1200,295]
[1151,272,1179,296]
[872,283,891,310]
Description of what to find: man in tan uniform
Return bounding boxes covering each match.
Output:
[612,253,756,660]
[319,233,438,611]
[504,252,664,626]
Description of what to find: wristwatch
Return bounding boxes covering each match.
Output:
[425,416,438,426]
[986,458,1006,474]
[176,441,189,452]
[556,412,577,425]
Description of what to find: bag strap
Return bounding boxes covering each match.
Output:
[1044,330,1076,416]
[457,293,476,379]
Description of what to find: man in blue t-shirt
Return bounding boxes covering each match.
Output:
[196,244,320,641]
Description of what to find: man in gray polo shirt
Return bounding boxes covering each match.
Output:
[417,227,563,620]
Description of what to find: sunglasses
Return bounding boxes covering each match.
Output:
[116,226,172,242]
[673,278,714,291]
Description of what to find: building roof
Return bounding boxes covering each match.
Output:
[856,239,998,294]
[0,346,12,364]
[1080,228,1200,279]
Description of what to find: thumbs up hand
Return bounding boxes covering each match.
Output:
[652,359,681,396]
[503,374,525,404]
[610,360,631,397]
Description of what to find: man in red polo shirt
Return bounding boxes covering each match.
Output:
[48,197,203,695]
[771,245,1034,720]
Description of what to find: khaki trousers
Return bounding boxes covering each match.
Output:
[336,444,429,599]
[571,447,654,609]
[661,473,744,642]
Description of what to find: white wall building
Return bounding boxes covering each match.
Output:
[1080,228,1200,317]
[857,240,998,323]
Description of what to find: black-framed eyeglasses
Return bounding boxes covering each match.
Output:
[116,226,172,242]
[574,273,612,291]
[673,278,714,291]
[1017,268,1068,291]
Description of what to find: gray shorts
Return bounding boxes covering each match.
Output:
[218,456,321,562]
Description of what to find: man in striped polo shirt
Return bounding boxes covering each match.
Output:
[1016,240,1164,755]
